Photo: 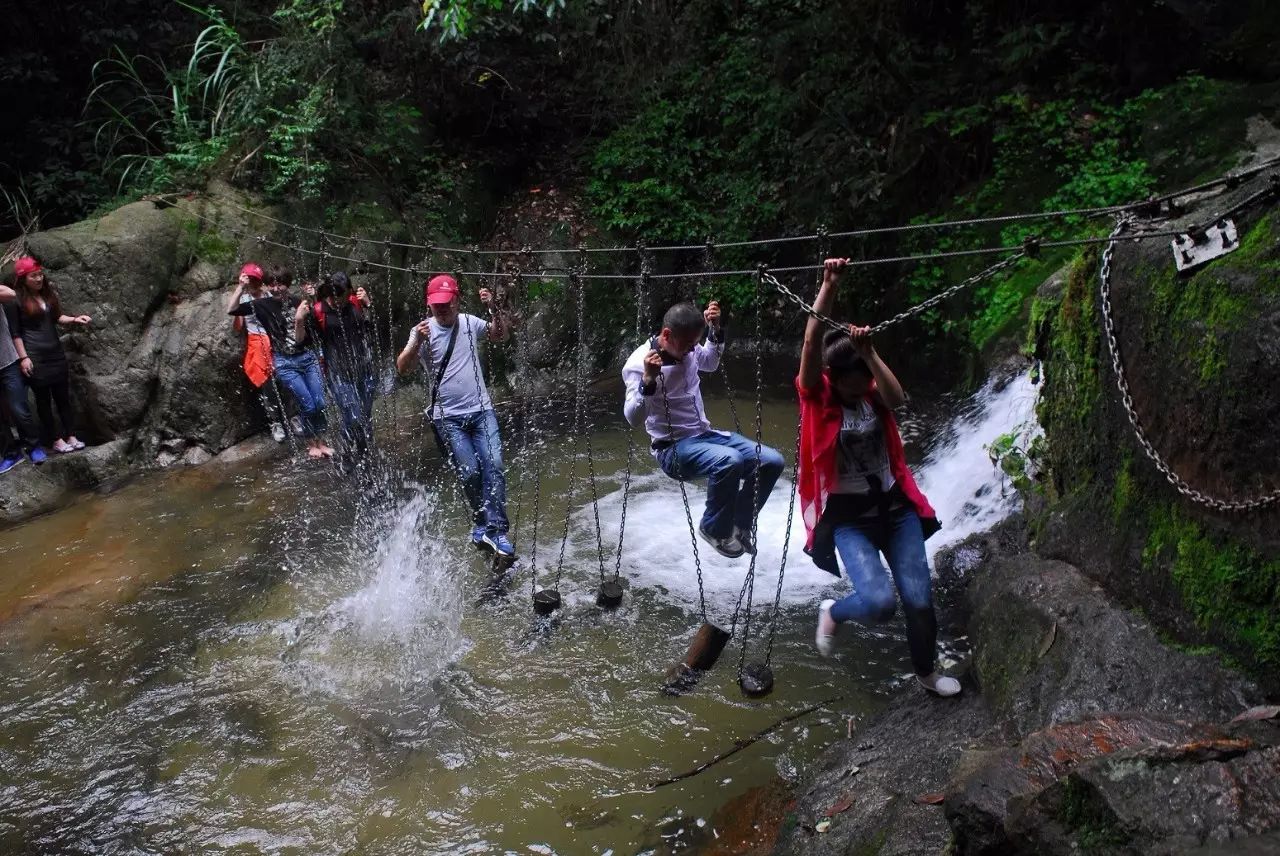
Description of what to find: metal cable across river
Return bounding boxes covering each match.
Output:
[0,371,1035,853]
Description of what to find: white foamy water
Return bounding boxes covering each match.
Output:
[282,488,467,693]
[553,371,1039,622]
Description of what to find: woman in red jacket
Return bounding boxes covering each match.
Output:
[796,258,959,697]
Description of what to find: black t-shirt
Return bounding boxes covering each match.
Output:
[4,301,67,383]
[229,295,305,356]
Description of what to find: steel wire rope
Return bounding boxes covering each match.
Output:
[210,156,1279,257]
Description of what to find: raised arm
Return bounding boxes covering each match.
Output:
[293,299,311,346]
[0,285,14,302]
[225,282,246,331]
[479,288,511,342]
[798,258,848,391]
[397,321,429,375]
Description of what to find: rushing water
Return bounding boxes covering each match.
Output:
[0,366,1037,854]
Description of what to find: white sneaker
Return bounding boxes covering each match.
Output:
[918,673,962,697]
[270,423,286,443]
[815,599,838,656]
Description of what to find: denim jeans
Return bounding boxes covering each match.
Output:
[830,505,937,676]
[273,350,327,438]
[433,408,509,534]
[0,361,39,451]
[656,430,785,539]
[329,375,373,453]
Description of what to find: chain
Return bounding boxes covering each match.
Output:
[575,264,609,584]
[734,266,767,676]
[1099,216,1280,512]
[612,250,651,583]
[764,251,1026,336]
[553,272,587,590]
[765,416,803,664]
[658,371,708,620]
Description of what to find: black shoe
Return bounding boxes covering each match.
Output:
[735,527,757,556]
[698,524,745,559]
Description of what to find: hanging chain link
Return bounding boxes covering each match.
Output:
[1099,216,1280,512]
[764,251,1026,336]
[658,371,708,620]
[612,248,652,583]
[553,272,587,590]
[734,266,767,676]
[575,258,609,585]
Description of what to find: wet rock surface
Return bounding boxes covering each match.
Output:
[776,534,1272,855]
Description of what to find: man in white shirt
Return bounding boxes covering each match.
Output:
[396,274,514,559]
[622,301,784,558]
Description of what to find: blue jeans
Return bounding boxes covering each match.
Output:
[329,374,374,453]
[0,361,39,451]
[272,351,327,438]
[830,505,937,676]
[433,408,509,534]
[656,430,785,539]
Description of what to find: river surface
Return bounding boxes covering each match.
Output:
[0,365,1037,854]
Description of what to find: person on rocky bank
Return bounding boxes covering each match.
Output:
[7,257,91,455]
[396,274,514,560]
[226,262,287,443]
[622,300,784,559]
[227,264,333,460]
[798,258,959,697]
[0,262,43,472]
[314,271,376,466]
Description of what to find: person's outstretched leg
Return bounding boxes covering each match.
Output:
[436,413,485,545]
[717,432,785,552]
[474,409,512,556]
[816,519,896,655]
[657,432,745,556]
[882,508,957,695]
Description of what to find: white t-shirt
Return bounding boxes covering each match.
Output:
[621,336,724,444]
[238,292,266,335]
[413,313,493,419]
[834,400,895,495]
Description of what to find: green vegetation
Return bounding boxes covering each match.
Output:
[1143,503,1280,669]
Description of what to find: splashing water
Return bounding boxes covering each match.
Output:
[282,486,467,695]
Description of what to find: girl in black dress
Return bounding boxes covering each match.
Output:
[8,258,91,453]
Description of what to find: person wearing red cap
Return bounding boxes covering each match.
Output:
[225,262,287,443]
[0,262,43,470]
[7,257,91,456]
[396,273,515,558]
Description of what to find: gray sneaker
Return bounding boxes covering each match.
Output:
[270,422,286,443]
[698,524,745,559]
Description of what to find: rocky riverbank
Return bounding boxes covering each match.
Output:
[774,520,1278,854]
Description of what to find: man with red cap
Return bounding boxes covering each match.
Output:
[396,274,514,559]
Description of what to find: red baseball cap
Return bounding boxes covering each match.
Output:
[426,274,460,305]
[13,257,42,279]
[240,262,264,281]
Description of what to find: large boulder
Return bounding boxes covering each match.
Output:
[1034,129,1280,682]
[1,183,308,521]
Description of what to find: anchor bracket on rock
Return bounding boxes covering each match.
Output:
[1172,218,1238,273]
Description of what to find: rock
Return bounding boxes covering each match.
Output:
[967,556,1258,736]
[947,713,1280,854]
[182,445,213,466]
[213,435,280,466]
[774,683,993,855]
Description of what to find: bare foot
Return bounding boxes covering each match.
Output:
[307,446,325,459]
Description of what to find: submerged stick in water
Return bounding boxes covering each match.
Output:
[649,696,843,789]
